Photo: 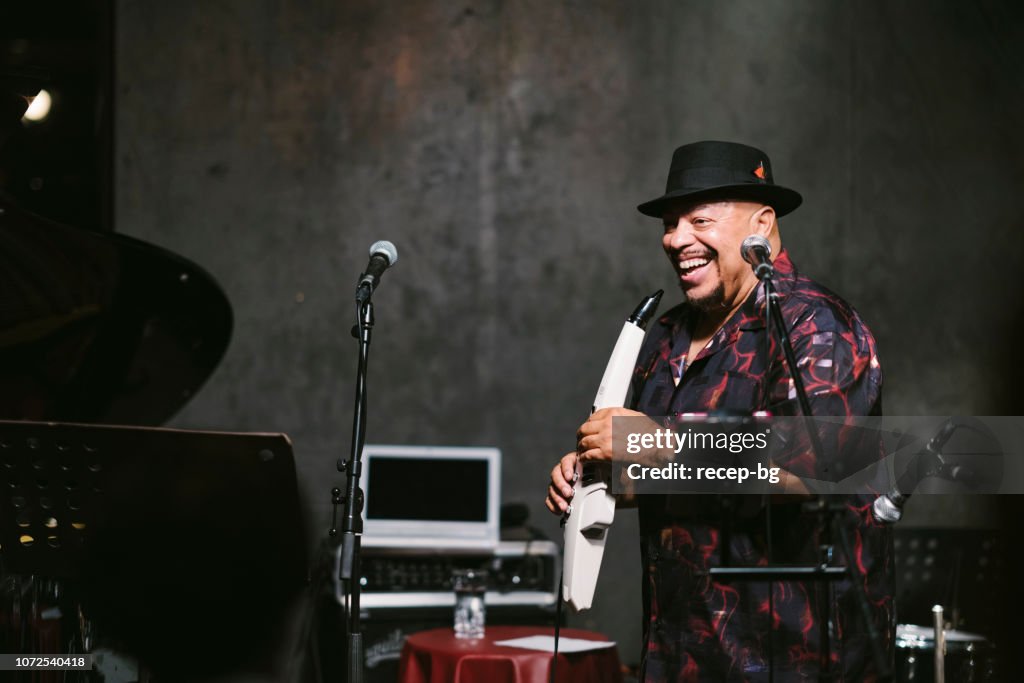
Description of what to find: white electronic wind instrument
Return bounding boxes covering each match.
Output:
[561,289,662,611]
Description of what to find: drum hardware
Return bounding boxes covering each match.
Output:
[933,604,945,683]
[894,621,995,683]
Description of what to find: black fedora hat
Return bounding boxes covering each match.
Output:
[637,140,802,218]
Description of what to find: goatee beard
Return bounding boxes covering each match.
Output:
[684,282,726,313]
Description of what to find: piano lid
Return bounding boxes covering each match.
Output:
[0,195,232,425]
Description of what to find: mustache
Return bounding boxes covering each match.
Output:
[678,248,717,260]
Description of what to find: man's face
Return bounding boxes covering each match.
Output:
[661,200,766,313]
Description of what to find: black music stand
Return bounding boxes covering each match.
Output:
[0,419,307,680]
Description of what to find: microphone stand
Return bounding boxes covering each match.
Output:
[705,264,892,682]
[335,297,374,683]
[764,269,891,682]
[764,271,834,681]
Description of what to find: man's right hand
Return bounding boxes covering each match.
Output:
[545,451,577,515]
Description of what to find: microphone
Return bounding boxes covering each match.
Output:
[356,240,398,303]
[872,419,959,524]
[740,235,774,280]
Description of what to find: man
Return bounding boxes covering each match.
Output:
[546,141,893,681]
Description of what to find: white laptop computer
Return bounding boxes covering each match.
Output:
[359,445,501,551]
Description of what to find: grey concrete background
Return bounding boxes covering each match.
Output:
[114,0,1024,665]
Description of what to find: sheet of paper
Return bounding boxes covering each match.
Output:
[493,635,615,653]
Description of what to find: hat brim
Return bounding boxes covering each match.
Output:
[637,184,803,219]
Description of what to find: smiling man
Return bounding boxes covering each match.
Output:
[547,141,893,681]
[659,198,778,363]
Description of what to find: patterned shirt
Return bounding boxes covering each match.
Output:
[630,249,894,682]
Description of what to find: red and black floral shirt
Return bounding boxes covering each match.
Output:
[630,250,894,682]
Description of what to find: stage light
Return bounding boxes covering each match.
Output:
[22,89,52,123]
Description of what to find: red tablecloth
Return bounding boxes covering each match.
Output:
[398,626,623,683]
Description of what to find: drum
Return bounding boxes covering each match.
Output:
[895,623,995,682]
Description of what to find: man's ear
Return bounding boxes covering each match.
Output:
[751,205,776,237]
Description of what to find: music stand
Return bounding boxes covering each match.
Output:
[0,419,307,680]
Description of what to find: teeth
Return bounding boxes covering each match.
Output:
[679,258,709,270]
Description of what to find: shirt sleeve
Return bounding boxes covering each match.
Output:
[765,303,884,482]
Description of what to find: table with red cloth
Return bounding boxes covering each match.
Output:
[398,625,623,683]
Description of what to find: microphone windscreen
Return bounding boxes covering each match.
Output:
[369,240,399,265]
[740,235,771,264]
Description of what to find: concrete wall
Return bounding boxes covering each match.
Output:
[115,0,1024,664]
